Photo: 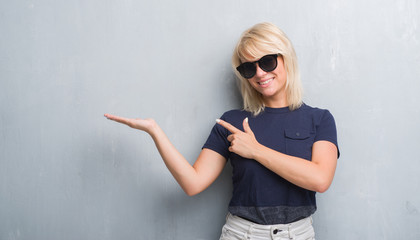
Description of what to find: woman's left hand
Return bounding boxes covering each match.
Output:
[216,118,261,159]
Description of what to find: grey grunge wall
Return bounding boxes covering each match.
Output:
[1,0,420,239]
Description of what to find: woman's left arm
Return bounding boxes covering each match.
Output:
[217,118,338,193]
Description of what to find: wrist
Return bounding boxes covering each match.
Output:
[145,119,159,136]
[252,142,266,161]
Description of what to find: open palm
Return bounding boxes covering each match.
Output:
[104,114,156,133]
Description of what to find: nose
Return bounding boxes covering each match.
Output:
[255,63,267,77]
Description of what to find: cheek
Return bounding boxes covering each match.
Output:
[247,80,260,91]
[247,78,255,86]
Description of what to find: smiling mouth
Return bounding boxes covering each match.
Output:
[258,78,273,85]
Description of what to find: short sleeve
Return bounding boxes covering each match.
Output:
[202,115,231,160]
[314,110,340,158]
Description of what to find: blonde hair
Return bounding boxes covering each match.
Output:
[232,22,303,115]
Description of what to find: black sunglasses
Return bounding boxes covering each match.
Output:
[236,54,279,79]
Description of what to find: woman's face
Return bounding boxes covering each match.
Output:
[246,55,288,107]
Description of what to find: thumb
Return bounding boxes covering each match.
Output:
[243,117,253,135]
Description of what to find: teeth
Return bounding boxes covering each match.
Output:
[259,79,272,85]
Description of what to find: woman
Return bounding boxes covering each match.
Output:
[105,22,339,240]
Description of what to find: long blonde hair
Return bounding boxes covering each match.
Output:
[232,22,303,115]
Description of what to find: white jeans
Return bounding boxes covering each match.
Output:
[219,213,315,240]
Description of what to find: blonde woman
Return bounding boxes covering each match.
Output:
[105,22,339,240]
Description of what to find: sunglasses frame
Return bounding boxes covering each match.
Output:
[236,54,279,79]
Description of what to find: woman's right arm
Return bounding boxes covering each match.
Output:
[104,114,227,196]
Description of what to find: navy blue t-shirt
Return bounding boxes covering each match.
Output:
[202,104,339,224]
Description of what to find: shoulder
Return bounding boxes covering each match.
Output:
[298,103,335,120]
[301,104,339,157]
[220,109,251,120]
[299,103,331,114]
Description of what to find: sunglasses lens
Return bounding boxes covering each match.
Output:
[259,55,278,72]
[238,62,256,78]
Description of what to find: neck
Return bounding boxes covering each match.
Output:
[263,96,288,108]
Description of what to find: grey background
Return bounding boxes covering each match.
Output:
[1,0,419,239]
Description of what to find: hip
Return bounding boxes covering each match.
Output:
[219,213,315,240]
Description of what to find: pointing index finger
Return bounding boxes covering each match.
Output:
[216,119,241,134]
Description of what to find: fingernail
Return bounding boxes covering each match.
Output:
[245,117,248,123]
[216,119,221,123]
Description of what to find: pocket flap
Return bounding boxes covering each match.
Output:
[284,129,310,140]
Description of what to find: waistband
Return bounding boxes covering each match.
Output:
[224,213,313,239]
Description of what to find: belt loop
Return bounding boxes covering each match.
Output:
[244,223,252,240]
[243,231,251,240]
[288,224,295,239]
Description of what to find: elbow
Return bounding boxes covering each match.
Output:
[178,175,208,196]
[313,179,332,193]
[315,184,330,193]
[185,190,198,197]
[183,186,203,197]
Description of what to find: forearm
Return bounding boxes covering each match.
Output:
[148,123,200,195]
[253,143,334,193]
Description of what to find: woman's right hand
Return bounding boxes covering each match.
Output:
[104,114,157,134]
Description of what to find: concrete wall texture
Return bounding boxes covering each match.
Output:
[1,0,419,239]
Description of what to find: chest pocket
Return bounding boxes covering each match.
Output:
[284,129,313,160]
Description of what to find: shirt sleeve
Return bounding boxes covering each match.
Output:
[314,110,340,158]
[202,114,231,160]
